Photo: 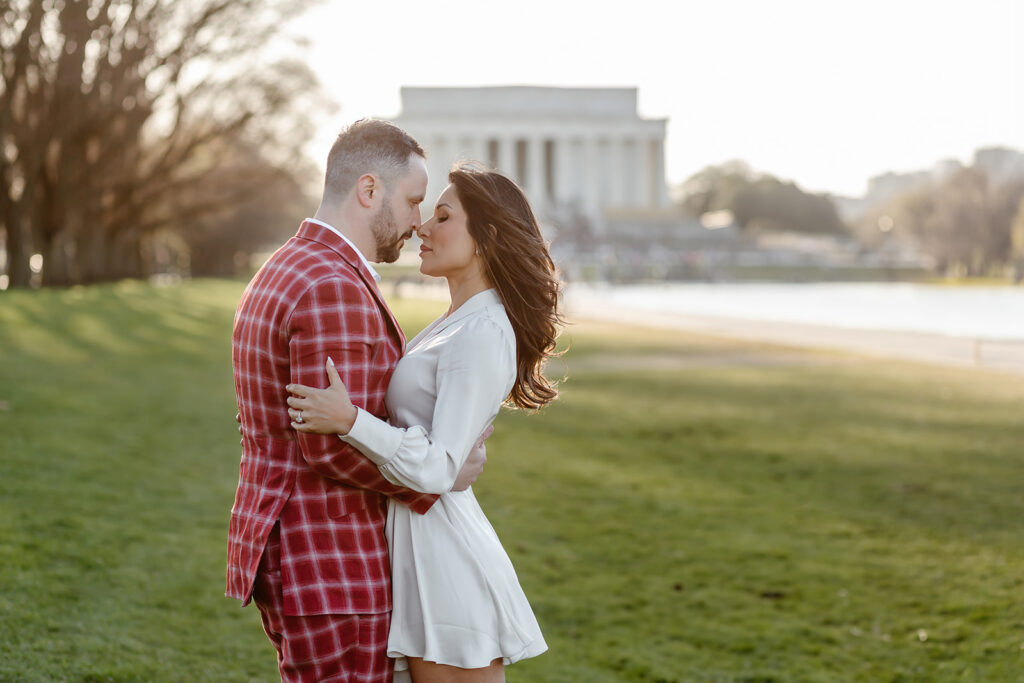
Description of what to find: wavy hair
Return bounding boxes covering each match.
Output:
[448,162,564,410]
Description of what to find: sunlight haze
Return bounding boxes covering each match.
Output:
[285,0,1022,197]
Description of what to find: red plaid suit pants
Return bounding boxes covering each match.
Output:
[252,524,394,682]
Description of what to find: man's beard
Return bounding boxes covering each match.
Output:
[370,201,406,264]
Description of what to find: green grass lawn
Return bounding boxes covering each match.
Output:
[1,279,1023,682]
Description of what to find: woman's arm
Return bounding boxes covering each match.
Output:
[287,318,514,493]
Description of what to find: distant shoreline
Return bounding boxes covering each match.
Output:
[561,282,1024,375]
[381,279,1024,374]
[562,281,1024,340]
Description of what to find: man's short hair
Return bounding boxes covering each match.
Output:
[324,119,425,199]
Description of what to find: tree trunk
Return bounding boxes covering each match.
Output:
[3,209,33,289]
[42,231,72,287]
[110,229,144,281]
[73,227,105,284]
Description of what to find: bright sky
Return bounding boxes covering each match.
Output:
[285,0,1022,198]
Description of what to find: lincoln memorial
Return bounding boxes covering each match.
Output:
[388,86,675,236]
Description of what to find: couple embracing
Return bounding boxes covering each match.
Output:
[227,119,561,682]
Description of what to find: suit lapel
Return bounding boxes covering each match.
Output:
[353,266,407,353]
[295,220,407,351]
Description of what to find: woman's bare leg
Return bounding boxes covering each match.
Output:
[407,657,504,683]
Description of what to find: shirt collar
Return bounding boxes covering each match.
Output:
[304,217,381,282]
[428,289,504,335]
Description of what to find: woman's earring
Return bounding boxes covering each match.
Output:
[475,248,480,256]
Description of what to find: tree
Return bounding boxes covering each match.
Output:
[878,168,1024,276]
[676,162,847,235]
[732,176,846,235]
[168,133,319,278]
[0,0,324,288]
[675,160,753,219]
[988,179,1024,272]
[1011,197,1024,277]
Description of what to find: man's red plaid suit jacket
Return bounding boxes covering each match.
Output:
[227,220,437,616]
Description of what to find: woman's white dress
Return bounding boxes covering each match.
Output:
[339,289,547,676]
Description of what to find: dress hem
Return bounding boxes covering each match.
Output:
[390,639,548,671]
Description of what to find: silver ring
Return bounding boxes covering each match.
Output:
[295,413,304,424]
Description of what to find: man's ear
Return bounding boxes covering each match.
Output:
[356,174,378,208]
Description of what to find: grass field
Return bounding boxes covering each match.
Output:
[1,279,1023,682]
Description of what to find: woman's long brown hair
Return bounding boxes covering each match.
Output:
[448,162,564,410]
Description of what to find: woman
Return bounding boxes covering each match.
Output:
[285,162,562,682]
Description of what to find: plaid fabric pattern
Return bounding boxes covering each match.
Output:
[228,220,438,617]
[253,524,394,682]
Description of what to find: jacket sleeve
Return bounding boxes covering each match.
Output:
[339,316,515,494]
[287,274,438,513]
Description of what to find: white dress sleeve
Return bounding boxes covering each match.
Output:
[338,315,515,494]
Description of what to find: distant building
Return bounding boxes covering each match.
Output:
[838,160,965,221]
[388,86,675,236]
[864,169,936,207]
[973,147,1024,184]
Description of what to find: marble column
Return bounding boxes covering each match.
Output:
[622,136,638,205]
[450,136,468,165]
[527,136,546,207]
[635,135,652,209]
[498,136,516,182]
[428,135,449,205]
[464,135,487,166]
[651,138,670,207]
[554,135,574,208]
[583,137,602,230]
[609,137,626,208]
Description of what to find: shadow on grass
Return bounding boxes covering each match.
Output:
[1,280,243,364]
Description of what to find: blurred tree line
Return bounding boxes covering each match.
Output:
[1,0,323,289]
[677,160,847,235]
[678,158,1024,279]
[855,166,1024,278]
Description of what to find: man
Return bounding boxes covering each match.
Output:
[228,119,486,681]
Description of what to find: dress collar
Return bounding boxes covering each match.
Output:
[428,289,503,336]
[407,289,506,351]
